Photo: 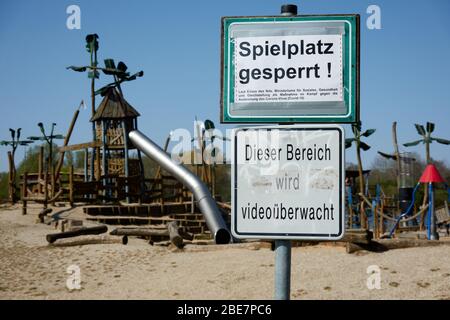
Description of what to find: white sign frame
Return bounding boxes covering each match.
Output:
[220,15,360,124]
[231,124,345,240]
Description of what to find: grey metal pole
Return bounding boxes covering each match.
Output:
[274,239,292,300]
[274,4,297,301]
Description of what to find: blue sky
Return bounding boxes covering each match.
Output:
[0,0,449,172]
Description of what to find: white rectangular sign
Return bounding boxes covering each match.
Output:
[231,125,345,240]
[234,34,343,104]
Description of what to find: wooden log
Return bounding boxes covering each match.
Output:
[39,208,53,223]
[340,232,372,244]
[49,234,127,247]
[167,221,183,248]
[179,228,194,241]
[110,227,169,237]
[346,241,388,254]
[346,242,367,254]
[46,225,108,244]
[109,227,194,241]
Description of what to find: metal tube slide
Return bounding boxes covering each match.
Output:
[129,130,231,244]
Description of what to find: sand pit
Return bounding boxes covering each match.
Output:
[0,203,449,300]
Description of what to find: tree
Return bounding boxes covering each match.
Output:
[345,122,376,229]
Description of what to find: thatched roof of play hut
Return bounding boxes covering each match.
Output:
[90,87,140,121]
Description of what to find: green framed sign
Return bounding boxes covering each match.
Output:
[220,15,360,124]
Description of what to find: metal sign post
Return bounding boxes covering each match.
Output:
[274,239,292,300]
[226,4,355,300]
[231,124,345,300]
[275,6,296,301]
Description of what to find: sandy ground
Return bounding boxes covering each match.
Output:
[0,203,449,300]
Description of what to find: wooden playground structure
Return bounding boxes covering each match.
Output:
[3,34,449,249]
[4,34,230,246]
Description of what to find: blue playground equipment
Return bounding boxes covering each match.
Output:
[388,164,446,239]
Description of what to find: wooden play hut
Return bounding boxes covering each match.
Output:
[90,87,145,202]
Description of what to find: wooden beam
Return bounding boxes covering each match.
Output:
[58,141,101,152]
[49,235,127,247]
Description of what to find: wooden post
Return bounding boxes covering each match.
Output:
[348,204,354,229]
[134,118,145,203]
[22,172,28,215]
[160,176,165,214]
[91,57,98,184]
[122,120,130,203]
[50,163,56,205]
[102,121,107,201]
[38,146,44,194]
[380,200,385,235]
[7,151,14,203]
[44,167,49,209]
[55,108,80,182]
[95,146,101,199]
[84,148,88,182]
[69,165,74,207]
[374,203,379,239]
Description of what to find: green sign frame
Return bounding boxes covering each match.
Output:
[220,15,360,124]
